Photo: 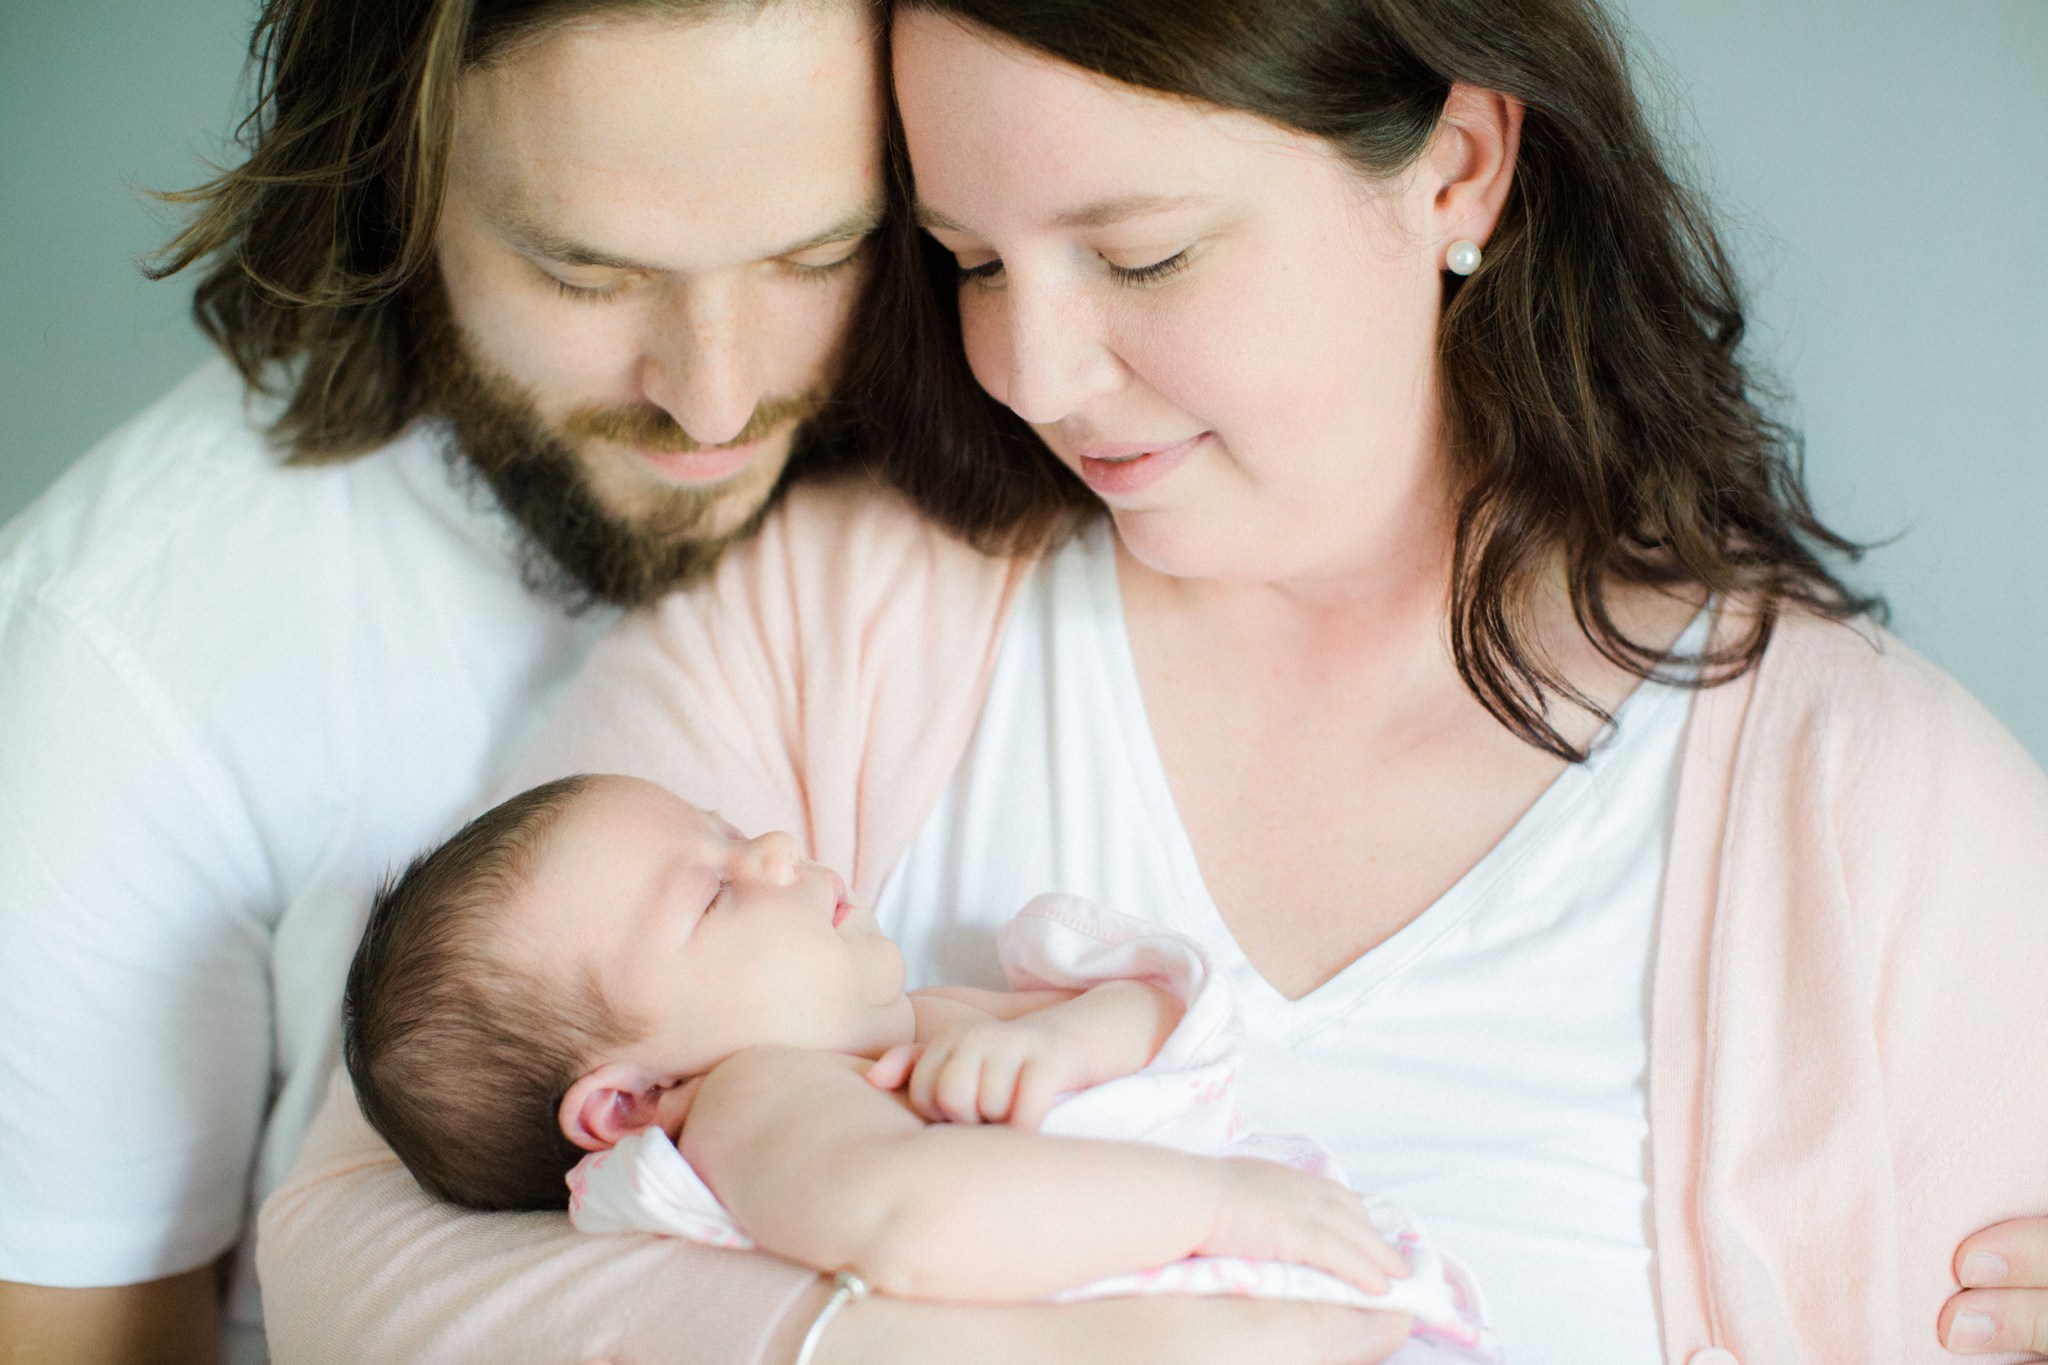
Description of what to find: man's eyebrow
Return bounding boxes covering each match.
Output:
[493,209,654,271]
[915,193,1207,235]
[774,203,886,256]
[493,203,886,272]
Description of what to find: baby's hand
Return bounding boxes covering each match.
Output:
[1200,1158,1410,1297]
[866,1016,1092,1130]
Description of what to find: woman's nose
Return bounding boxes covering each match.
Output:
[972,275,1125,428]
[732,830,803,888]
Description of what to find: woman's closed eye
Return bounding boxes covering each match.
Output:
[956,257,1003,286]
[954,248,1192,289]
[1105,248,1190,286]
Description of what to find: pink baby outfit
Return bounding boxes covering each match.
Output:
[567,894,1500,1364]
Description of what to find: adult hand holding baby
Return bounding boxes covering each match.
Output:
[1942,1217,2048,1356]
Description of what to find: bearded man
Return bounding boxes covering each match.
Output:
[0,1,894,1358]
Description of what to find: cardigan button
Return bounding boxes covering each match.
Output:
[1687,1351,1739,1365]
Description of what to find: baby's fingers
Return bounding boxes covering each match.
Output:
[933,1051,994,1124]
[1349,1207,1410,1281]
[1320,1191,1410,1286]
[865,1043,922,1091]
[1008,1061,1062,1131]
[906,1042,960,1120]
[976,1051,1027,1124]
[1286,1203,1400,1301]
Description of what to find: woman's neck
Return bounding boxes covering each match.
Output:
[1113,500,1462,706]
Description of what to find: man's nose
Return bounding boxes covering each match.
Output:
[638,277,763,447]
[731,830,803,889]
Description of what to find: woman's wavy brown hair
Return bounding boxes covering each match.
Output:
[862,0,1881,759]
[148,0,871,466]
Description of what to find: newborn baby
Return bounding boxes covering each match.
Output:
[344,773,1406,1302]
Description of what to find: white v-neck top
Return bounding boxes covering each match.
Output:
[875,520,1699,1363]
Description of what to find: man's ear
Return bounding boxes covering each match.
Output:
[1426,82,1525,251]
[559,1063,669,1152]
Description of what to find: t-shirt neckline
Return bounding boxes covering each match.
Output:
[1077,519,1705,1043]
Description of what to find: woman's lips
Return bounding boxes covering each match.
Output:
[1074,433,1207,498]
[830,871,853,927]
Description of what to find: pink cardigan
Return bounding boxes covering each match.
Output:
[258,482,2048,1364]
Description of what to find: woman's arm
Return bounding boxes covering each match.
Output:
[815,1292,1413,1365]
[257,1077,828,1364]
[261,1072,1412,1365]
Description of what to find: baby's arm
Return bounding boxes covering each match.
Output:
[870,981,1182,1128]
[682,1046,1403,1303]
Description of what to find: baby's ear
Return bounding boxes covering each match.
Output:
[559,1063,666,1152]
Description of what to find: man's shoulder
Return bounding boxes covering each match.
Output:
[0,360,557,725]
[5,360,281,577]
[3,360,497,627]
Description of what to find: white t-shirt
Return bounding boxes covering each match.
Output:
[876,520,1699,1364]
[0,361,607,1322]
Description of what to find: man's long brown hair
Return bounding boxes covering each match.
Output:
[863,0,1883,760]
[147,0,872,471]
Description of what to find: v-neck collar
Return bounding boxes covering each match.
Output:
[1083,521,1706,1045]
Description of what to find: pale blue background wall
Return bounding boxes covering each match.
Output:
[3,0,2044,759]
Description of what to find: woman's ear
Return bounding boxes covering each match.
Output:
[559,1063,668,1152]
[1427,82,1525,250]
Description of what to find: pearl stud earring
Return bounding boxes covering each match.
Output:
[1446,239,1483,276]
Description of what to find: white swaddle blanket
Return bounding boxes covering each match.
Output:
[568,894,1502,1364]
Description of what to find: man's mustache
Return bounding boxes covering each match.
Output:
[564,391,826,453]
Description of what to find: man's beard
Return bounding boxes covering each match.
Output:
[417,294,826,610]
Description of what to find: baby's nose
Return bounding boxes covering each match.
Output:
[737,830,804,886]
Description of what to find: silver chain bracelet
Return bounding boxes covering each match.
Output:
[791,1270,872,1365]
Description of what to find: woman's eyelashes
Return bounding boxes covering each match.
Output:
[953,247,1194,288]
[1106,249,1191,285]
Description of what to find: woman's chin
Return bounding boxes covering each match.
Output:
[1109,506,1257,584]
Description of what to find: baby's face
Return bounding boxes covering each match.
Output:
[507,776,911,1077]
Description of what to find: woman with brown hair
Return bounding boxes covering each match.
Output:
[263,0,2048,1361]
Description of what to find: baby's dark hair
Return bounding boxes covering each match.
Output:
[343,773,642,1210]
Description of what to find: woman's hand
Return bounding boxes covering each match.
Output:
[1941,1218,2048,1355]
[813,1290,1411,1365]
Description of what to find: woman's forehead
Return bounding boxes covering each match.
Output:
[896,15,1338,231]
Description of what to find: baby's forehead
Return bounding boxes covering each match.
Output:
[519,777,725,913]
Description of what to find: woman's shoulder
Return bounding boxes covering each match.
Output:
[1746,607,2039,786]
[629,476,1028,648]
[769,476,1032,578]
[1728,607,2048,907]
